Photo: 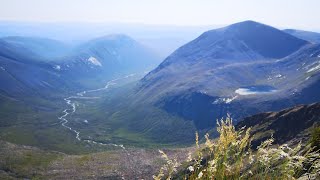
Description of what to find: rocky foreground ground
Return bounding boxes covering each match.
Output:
[0,140,192,179]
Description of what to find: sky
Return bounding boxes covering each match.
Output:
[0,0,319,30]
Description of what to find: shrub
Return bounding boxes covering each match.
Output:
[154,116,320,179]
[310,127,320,151]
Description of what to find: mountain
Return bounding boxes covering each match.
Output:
[136,20,320,130]
[284,29,320,43]
[152,20,308,66]
[236,102,320,147]
[52,34,161,83]
[140,21,309,98]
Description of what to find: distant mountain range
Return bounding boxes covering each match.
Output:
[52,34,160,82]
[0,21,215,58]
[0,34,160,99]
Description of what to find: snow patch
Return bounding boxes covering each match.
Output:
[87,57,102,66]
[235,88,258,95]
[306,76,310,80]
[275,74,282,78]
[235,88,277,95]
[84,120,88,123]
[213,96,238,104]
[54,65,61,70]
[307,64,320,73]
[0,66,5,71]
[267,74,285,80]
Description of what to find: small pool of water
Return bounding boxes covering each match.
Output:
[235,85,277,95]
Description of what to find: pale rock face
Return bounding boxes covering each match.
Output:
[87,56,102,66]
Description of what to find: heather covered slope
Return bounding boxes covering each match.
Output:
[237,102,320,147]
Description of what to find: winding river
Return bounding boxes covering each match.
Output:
[58,73,137,149]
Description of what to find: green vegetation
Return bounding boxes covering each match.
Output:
[0,76,196,154]
[0,96,109,154]
[155,116,320,179]
[0,141,62,179]
[310,126,320,151]
[67,82,197,149]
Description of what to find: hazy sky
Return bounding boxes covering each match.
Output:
[1,0,319,30]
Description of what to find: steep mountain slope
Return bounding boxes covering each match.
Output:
[136,21,320,130]
[284,29,320,43]
[236,102,320,147]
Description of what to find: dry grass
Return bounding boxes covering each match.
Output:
[155,116,320,180]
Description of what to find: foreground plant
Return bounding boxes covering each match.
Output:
[154,116,320,179]
[153,150,180,180]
